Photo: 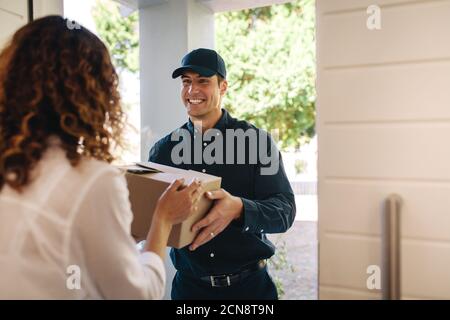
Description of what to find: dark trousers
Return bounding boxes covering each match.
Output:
[171,267,278,300]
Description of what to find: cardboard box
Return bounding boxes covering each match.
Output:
[121,162,221,248]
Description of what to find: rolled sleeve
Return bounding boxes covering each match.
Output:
[240,193,296,234]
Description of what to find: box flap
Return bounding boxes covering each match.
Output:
[136,162,221,183]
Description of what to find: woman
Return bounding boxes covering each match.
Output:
[0,16,201,299]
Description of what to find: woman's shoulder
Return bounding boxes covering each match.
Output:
[78,156,120,176]
[73,157,124,193]
[39,145,123,192]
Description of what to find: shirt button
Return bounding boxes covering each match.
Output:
[210,253,215,258]
[202,169,206,173]
[260,229,264,233]
[245,227,249,232]
[203,142,207,147]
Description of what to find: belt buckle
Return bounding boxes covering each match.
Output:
[210,275,231,287]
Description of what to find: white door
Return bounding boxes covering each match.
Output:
[317,0,450,299]
[0,0,29,50]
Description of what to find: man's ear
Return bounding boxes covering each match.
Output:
[220,79,228,96]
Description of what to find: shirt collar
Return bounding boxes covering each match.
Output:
[186,108,230,134]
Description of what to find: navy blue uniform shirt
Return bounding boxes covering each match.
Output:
[148,109,296,277]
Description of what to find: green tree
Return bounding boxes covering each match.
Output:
[216,0,316,150]
[92,0,140,162]
[92,0,139,74]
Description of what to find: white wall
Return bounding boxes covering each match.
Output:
[317,0,450,299]
[33,0,64,19]
[0,1,28,50]
[0,0,63,51]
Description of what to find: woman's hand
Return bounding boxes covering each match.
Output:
[144,178,202,258]
[153,178,202,225]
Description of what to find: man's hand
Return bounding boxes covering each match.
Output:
[189,189,243,251]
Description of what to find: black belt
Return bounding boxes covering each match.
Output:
[199,260,267,287]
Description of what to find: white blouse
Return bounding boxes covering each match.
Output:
[0,141,165,299]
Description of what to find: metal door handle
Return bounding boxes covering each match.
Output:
[382,194,403,300]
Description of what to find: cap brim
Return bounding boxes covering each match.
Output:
[172,65,217,79]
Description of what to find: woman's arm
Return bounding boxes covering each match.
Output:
[70,168,200,299]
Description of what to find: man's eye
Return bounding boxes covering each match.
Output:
[182,80,190,85]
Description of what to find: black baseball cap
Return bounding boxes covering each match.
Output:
[172,48,227,79]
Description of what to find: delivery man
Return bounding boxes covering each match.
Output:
[148,48,296,299]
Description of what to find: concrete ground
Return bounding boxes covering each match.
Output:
[267,220,318,300]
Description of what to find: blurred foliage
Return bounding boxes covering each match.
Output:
[92,0,139,73]
[92,0,140,163]
[295,159,308,175]
[216,0,316,150]
[268,238,296,299]
[91,0,316,151]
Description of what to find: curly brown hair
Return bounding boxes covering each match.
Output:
[0,15,125,192]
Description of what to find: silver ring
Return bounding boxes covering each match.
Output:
[210,232,215,237]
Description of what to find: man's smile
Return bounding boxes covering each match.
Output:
[187,98,206,105]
